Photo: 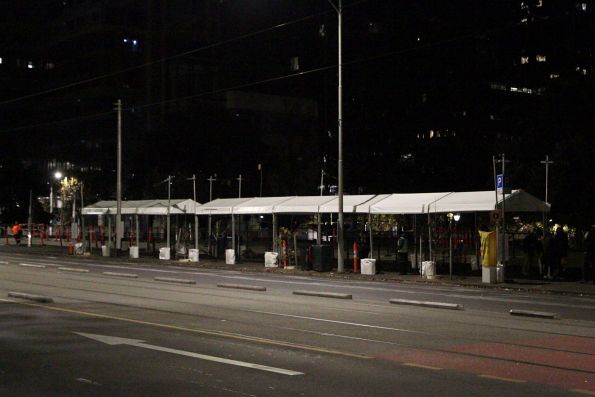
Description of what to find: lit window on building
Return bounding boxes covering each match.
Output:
[490,82,507,91]
[581,2,587,11]
[318,24,326,37]
[536,54,546,62]
[368,22,380,34]
[429,130,434,139]
[27,61,34,69]
[536,0,543,7]
[0,57,3,64]
[521,56,530,64]
[549,73,559,79]
[290,56,300,72]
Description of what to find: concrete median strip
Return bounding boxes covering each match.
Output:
[8,291,53,303]
[58,267,90,273]
[293,290,352,300]
[19,263,46,269]
[154,277,196,285]
[509,309,557,319]
[103,272,139,279]
[217,283,266,292]
[389,298,463,310]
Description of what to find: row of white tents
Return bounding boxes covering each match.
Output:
[83,190,549,217]
[82,190,549,261]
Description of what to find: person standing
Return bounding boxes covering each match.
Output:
[581,225,595,284]
[545,228,568,280]
[522,230,540,276]
[11,222,22,245]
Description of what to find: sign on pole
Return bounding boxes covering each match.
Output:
[496,174,511,194]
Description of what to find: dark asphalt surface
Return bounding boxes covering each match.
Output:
[1,248,594,396]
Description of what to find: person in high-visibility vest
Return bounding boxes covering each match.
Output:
[11,222,22,245]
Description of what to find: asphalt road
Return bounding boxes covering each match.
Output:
[0,251,594,396]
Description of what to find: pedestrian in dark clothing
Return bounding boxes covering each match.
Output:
[544,229,568,280]
[581,225,595,284]
[522,231,541,276]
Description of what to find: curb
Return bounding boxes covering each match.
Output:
[217,283,266,292]
[103,272,139,278]
[154,276,196,285]
[293,290,352,299]
[58,267,90,273]
[509,309,557,319]
[8,291,53,303]
[389,298,463,310]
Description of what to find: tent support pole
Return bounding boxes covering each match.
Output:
[272,213,277,252]
[135,215,139,249]
[413,215,417,269]
[428,211,432,262]
[108,215,112,251]
[368,212,373,259]
[231,214,235,253]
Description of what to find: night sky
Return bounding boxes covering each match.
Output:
[0,0,593,226]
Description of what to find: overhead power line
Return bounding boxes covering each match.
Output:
[0,2,373,106]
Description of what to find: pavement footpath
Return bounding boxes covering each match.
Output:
[1,242,594,297]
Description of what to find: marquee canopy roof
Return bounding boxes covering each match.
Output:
[82,199,200,215]
[83,190,549,217]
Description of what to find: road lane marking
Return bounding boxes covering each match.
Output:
[571,389,595,396]
[75,332,303,376]
[58,267,90,273]
[19,263,46,268]
[478,374,526,383]
[247,310,423,334]
[102,272,138,278]
[0,299,370,360]
[402,363,442,370]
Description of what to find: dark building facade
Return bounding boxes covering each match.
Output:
[0,1,593,224]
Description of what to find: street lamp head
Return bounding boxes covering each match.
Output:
[54,171,62,180]
[453,214,461,222]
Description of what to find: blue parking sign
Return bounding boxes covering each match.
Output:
[497,174,510,193]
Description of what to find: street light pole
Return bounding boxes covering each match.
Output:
[115,99,122,251]
[193,174,198,251]
[540,155,554,238]
[326,0,344,273]
[207,175,217,256]
[166,175,173,249]
[258,164,263,197]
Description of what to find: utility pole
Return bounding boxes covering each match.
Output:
[496,154,511,272]
[258,164,263,197]
[235,174,242,257]
[80,182,85,252]
[540,155,554,239]
[317,169,324,245]
[115,99,122,251]
[492,156,500,265]
[207,175,217,256]
[188,174,198,251]
[166,175,173,249]
[28,190,32,247]
[325,0,344,273]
